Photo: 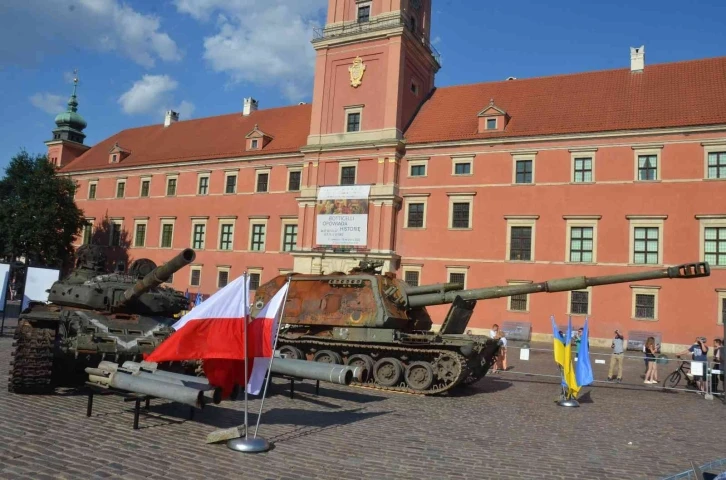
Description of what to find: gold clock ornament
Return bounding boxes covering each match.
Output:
[349,56,366,88]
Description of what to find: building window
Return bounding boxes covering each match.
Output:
[82,222,93,245]
[510,226,532,261]
[288,170,301,191]
[407,203,425,228]
[219,224,234,251]
[573,157,593,183]
[486,118,496,130]
[451,203,470,229]
[707,151,726,179]
[448,272,466,287]
[256,172,269,193]
[346,112,361,132]
[140,180,150,197]
[160,223,174,248]
[190,268,201,287]
[510,294,527,312]
[198,176,209,195]
[282,224,297,252]
[515,160,533,184]
[110,221,122,247]
[410,164,426,177]
[250,223,266,251]
[357,4,370,23]
[718,292,726,325]
[116,181,125,198]
[340,166,356,185]
[192,223,206,250]
[569,227,594,263]
[454,162,471,175]
[570,291,589,315]
[633,227,659,264]
[225,174,237,194]
[705,227,726,266]
[166,178,177,196]
[218,270,229,288]
[404,270,420,287]
[637,155,658,181]
[635,293,655,319]
[88,183,97,200]
[251,139,259,149]
[134,223,146,247]
[249,272,261,291]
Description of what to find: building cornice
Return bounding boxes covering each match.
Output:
[404,124,726,151]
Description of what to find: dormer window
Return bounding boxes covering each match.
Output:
[477,99,510,133]
[245,123,272,151]
[112,154,118,163]
[108,142,130,164]
[357,4,370,23]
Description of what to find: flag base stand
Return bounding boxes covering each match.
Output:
[557,397,580,407]
[227,436,270,453]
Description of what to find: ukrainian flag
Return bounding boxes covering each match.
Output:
[552,316,594,399]
[562,316,579,398]
[550,315,567,368]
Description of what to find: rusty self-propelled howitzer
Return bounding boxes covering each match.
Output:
[8,246,197,394]
[252,261,710,396]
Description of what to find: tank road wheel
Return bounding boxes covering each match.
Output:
[373,357,404,387]
[405,361,435,391]
[279,345,305,360]
[433,353,462,385]
[313,350,343,364]
[346,354,374,382]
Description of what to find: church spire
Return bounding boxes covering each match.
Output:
[51,69,87,144]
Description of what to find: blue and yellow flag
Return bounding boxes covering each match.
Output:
[575,317,594,389]
[550,315,567,368]
[562,316,579,398]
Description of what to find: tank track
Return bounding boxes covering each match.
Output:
[279,337,474,396]
[7,319,57,394]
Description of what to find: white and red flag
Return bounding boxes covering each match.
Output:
[145,275,288,398]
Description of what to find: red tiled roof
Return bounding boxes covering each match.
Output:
[405,56,726,143]
[60,104,312,172]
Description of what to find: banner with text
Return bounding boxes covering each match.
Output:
[316,185,371,247]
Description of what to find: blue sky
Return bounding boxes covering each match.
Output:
[1,0,725,173]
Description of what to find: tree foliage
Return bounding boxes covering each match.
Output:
[89,213,131,272]
[0,150,86,268]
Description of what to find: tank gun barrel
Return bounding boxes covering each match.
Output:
[403,282,464,295]
[406,262,710,308]
[119,248,196,305]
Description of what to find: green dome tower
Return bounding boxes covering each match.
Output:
[45,71,91,168]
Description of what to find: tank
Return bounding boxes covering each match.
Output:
[251,260,710,395]
[7,245,196,394]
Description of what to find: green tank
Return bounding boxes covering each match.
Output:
[8,246,196,394]
[251,261,710,395]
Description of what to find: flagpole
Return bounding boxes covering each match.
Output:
[243,271,249,441]
[253,276,292,438]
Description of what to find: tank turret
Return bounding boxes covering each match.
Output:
[251,261,710,396]
[8,248,197,394]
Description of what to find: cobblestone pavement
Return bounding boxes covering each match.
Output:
[0,336,724,480]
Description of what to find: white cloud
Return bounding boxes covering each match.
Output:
[118,75,194,121]
[173,0,326,101]
[432,36,442,45]
[29,92,66,115]
[0,0,181,68]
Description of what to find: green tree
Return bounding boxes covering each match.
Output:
[0,150,85,268]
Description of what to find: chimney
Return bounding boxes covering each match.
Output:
[243,97,259,116]
[630,45,645,72]
[164,110,179,127]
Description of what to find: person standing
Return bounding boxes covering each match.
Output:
[711,338,723,394]
[678,338,709,392]
[608,330,625,383]
[644,337,658,384]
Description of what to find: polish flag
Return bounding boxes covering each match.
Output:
[145,274,253,397]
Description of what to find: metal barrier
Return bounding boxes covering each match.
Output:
[661,457,726,480]
[490,342,724,401]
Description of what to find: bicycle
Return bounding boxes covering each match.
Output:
[663,356,700,390]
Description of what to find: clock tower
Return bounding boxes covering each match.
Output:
[294,0,440,274]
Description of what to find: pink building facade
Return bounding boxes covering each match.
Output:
[51,0,726,349]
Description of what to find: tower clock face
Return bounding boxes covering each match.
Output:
[411,0,421,10]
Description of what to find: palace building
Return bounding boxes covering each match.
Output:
[48,0,726,348]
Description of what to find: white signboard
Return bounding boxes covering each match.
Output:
[21,267,61,311]
[0,263,9,309]
[316,185,371,247]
